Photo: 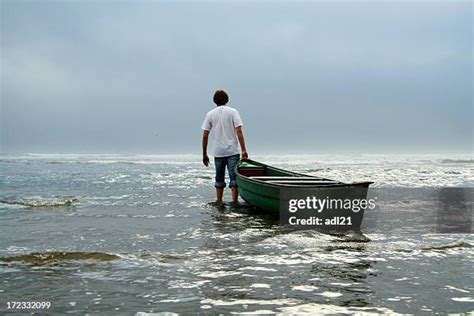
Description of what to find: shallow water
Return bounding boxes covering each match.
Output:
[0,154,473,314]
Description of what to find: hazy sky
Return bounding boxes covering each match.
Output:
[1,0,472,154]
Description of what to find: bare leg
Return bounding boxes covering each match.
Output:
[231,187,238,203]
[216,187,224,202]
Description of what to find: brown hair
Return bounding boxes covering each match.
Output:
[213,90,229,106]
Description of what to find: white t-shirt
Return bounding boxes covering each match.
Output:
[201,106,243,157]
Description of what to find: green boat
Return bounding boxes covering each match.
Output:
[236,159,374,229]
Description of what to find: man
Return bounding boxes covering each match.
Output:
[201,89,248,203]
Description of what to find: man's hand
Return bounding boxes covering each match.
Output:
[203,154,210,167]
[235,127,248,160]
[202,130,210,166]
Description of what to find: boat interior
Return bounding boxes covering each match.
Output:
[238,160,343,186]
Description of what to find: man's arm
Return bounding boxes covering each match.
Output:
[202,130,210,166]
[235,126,248,159]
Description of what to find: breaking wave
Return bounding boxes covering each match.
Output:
[441,159,474,164]
[0,252,119,265]
[421,240,472,252]
[0,197,79,208]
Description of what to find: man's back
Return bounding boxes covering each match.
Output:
[202,106,243,157]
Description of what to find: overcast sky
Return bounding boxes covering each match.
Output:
[1,0,472,154]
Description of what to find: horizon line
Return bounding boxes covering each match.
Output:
[0,151,472,156]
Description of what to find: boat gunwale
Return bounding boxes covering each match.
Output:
[236,159,374,189]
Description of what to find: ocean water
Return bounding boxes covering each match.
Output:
[0,153,473,314]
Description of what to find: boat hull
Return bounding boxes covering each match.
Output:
[236,159,373,230]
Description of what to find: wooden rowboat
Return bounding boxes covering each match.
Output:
[236,159,374,229]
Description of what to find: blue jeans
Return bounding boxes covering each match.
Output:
[214,154,240,188]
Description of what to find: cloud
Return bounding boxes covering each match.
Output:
[1,0,472,153]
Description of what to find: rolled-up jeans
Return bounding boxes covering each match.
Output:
[214,154,240,188]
